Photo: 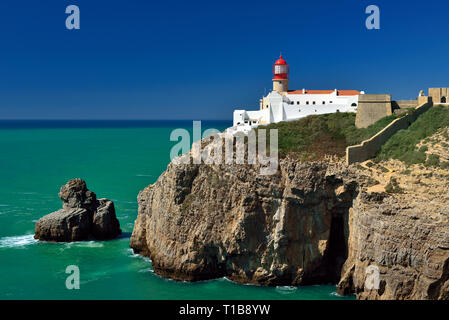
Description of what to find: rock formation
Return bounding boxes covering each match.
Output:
[130,157,358,285]
[35,179,121,242]
[130,128,449,299]
[337,157,449,300]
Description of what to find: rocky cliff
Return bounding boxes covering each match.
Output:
[130,155,359,285]
[337,157,449,300]
[130,130,449,299]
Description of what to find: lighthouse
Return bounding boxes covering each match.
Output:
[230,54,362,134]
[272,54,289,93]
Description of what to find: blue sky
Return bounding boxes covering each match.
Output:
[0,0,448,120]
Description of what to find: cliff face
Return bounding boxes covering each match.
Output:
[338,158,449,300]
[130,158,358,285]
[130,132,449,299]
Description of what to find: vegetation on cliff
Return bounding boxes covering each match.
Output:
[376,105,449,166]
[257,112,397,159]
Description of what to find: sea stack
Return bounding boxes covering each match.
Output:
[35,179,121,242]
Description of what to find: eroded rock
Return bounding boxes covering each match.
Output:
[35,179,121,242]
[130,159,357,285]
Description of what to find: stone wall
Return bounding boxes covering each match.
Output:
[392,100,418,115]
[346,97,433,165]
[429,88,449,104]
[355,94,392,128]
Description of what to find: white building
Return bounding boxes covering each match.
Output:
[228,55,364,134]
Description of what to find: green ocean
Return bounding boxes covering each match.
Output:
[0,120,353,300]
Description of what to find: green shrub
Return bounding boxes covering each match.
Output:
[419,145,428,153]
[366,161,375,167]
[385,177,403,194]
[425,154,440,168]
[442,130,449,140]
[256,112,397,159]
[376,105,449,165]
[441,161,449,170]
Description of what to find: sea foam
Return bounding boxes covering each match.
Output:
[0,234,37,248]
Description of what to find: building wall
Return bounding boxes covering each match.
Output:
[232,91,358,133]
[429,88,449,104]
[260,96,270,110]
[286,92,358,108]
[355,94,392,128]
[346,97,433,165]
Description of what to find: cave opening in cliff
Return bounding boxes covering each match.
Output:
[323,213,348,284]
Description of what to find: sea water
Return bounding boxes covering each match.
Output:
[0,120,354,300]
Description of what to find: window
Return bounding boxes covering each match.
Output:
[297,101,300,105]
[442,97,447,103]
[330,101,333,104]
[306,101,309,105]
[322,101,325,105]
[313,101,316,105]
[351,103,357,107]
[274,65,288,74]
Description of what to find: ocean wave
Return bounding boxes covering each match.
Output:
[276,286,298,292]
[72,241,104,248]
[127,248,151,262]
[0,234,37,248]
[56,241,104,249]
[329,291,343,297]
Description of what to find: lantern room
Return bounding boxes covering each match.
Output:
[272,54,289,93]
[273,55,289,80]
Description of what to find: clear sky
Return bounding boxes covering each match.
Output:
[0,0,448,120]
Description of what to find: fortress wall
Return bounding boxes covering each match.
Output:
[355,94,392,128]
[347,97,433,165]
[392,99,418,109]
[392,100,418,115]
[429,88,449,103]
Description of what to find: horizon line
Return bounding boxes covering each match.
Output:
[0,118,231,121]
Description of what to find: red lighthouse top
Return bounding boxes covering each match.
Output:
[273,54,289,80]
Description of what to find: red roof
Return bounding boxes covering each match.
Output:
[274,55,287,65]
[287,90,360,96]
